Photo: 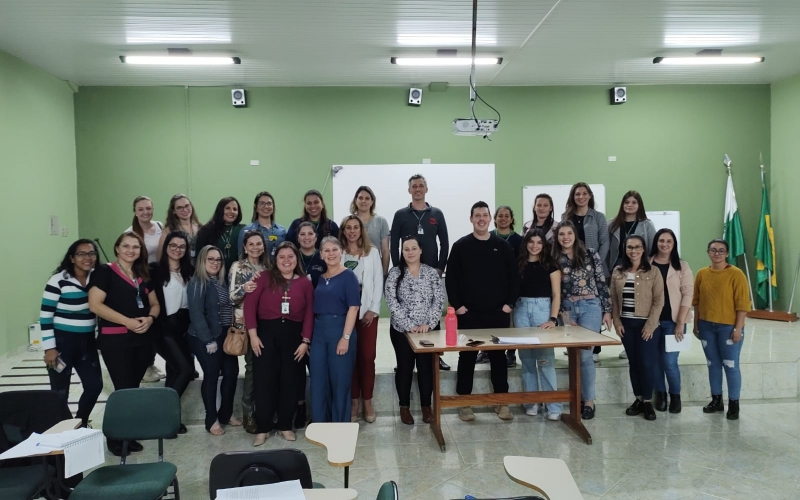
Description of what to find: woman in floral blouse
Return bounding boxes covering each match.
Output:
[552,221,612,420]
[384,235,445,425]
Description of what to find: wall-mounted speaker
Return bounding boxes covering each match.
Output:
[610,87,626,105]
[232,88,246,107]
[408,88,422,106]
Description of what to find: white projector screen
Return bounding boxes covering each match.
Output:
[331,164,496,266]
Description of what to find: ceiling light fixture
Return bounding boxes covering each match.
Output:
[120,56,241,65]
[390,57,502,66]
[653,56,764,65]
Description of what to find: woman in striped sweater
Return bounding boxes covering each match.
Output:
[40,239,103,427]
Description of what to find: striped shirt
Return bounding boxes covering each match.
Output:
[621,273,645,319]
[39,271,96,350]
[212,277,233,328]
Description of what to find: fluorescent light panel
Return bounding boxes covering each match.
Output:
[653,56,764,65]
[391,57,502,66]
[120,56,240,65]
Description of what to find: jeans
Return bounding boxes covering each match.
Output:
[562,297,600,402]
[455,310,510,395]
[620,317,661,400]
[513,298,561,416]
[310,314,357,423]
[654,320,682,394]
[698,320,744,400]
[188,331,240,430]
[48,333,103,426]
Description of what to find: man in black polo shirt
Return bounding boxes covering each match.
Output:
[445,201,520,421]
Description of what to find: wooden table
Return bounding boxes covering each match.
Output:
[305,423,359,487]
[503,456,583,500]
[407,325,620,451]
[303,488,358,500]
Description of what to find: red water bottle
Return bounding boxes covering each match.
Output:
[445,307,458,346]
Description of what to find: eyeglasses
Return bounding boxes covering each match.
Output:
[257,201,274,207]
[708,248,728,255]
[625,245,644,251]
[174,204,191,211]
[75,251,97,259]
[207,257,223,263]
[168,244,187,251]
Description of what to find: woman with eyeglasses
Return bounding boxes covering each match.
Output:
[693,239,750,420]
[41,239,102,428]
[286,190,340,250]
[245,242,314,445]
[195,196,245,274]
[229,231,271,434]
[339,215,383,423]
[522,193,556,242]
[238,191,287,261]
[157,194,202,264]
[149,231,194,433]
[297,221,327,289]
[552,221,612,420]
[127,196,163,264]
[350,186,391,276]
[88,232,160,455]
[187,245,241,435]
[649,228,693,413]
[310,237,360,423]
[610,235,664,421]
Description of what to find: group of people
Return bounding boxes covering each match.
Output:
[39,179,751,455]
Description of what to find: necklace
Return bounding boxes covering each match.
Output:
[220,226,233,258]
[323,268,341,285]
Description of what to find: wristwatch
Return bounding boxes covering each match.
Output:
[343,333,351,340]
[549,316,558,324]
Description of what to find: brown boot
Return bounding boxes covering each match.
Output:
[421,406,434,424]
[400,406,414,425]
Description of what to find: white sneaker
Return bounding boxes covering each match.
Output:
[525,405,539,416]
[547,413,561,421]
[619,351,628,359]
[142,365,163,383]
[592,353,599,363]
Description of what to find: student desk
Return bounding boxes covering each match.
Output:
[305,422,359,487]
[503,456,583,500]
[406,326,620,451]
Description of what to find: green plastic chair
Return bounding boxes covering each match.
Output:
[376,480,398,500]
[69,388,181,500]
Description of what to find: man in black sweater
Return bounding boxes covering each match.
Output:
[445,201,520,422]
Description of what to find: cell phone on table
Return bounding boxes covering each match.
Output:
[419,340,434,347]
[466,340,484,347]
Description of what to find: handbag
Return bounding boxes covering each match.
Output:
[223,326,249,356]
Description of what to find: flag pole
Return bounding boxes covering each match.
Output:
[724,156,756,309]
[760,160,774,312]
[788,252,800,314]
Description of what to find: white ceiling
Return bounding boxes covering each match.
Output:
[1,0,800,87]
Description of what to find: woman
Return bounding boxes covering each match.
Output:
[195,197,245,273]
[149,231,194,434]
[127,196,163,264]
[552,221,612,420]
[157,194,202,263]
[286,190,340,249]
[492,205,523,257]
[339,215,383,423]
[187,245,242,435]
[693,239,750,420]
[561,183,609,276]
[351,186,391,276]
[40,239,102,428]
[229,231,271,434]
[384,236,443,425]
[88,232,160,455]
[245,242,314,445]
[310,237,360,423]
[297,221,327,288]
[608,191,656,270]
[522,193,556,242]
[649,229,693,413]
[238,191,287,260]
[513,229,561,420]
[610,235,664,421]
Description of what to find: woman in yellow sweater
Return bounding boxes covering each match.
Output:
[692,239,750,420]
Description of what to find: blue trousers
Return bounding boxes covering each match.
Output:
[698,320,744,400]
[620,317,661,400]
[562,298,601,402]
[310,314,357,423]
[654,320,682,394]
[513,297,561,416]
[188,331,240,431]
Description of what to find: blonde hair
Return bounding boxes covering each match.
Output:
[339,215,372,256]
[194,245,226,292]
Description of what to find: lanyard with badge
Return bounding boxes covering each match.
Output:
[412,209,429,235]
[281,278,293,315]
[117,262,144,309]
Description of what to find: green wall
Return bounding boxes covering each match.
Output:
[770,75,800,310]
[0,50,79,354]
[75,85,769,281]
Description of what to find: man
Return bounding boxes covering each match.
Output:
[390,174,451,370]
[445,201,520,421]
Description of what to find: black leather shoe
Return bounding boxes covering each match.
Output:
[642,402,657,421]
[703,395,724,413]
[128,440,143,452]
[625,399,644,416]
[581,405,595,420]
[726,399,739,420]
[654,391,668,412]
[178,423,188,434]
[668,393,681,414]
[439,358,451,371]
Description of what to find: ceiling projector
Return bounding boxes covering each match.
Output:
[452,118,498,137]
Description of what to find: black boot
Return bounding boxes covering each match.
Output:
[703,395,724,413]
[726,399,739,420]
[668,393,681,414]
[642,402,657,421]
[654,391,668,412]
[294,403,307,429]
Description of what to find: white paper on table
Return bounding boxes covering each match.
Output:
[0,433,47,461]
[495,337,540,345]
[0,429,104,478]
[216,480,305,500]
[665,333,692,352]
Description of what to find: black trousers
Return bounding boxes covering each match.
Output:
[296,355,308,403]
[157,310,193,398]
[48,333,103,426]
[100,344,152,450]
[456,310,510,395]
[188,331,239,430]
[253,318,303,432]
[390,325,434,407]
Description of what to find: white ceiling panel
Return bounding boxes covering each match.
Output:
[1,0,799,86]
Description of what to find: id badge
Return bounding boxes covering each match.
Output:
[136,295,144,309]
[417,225,424,235]
[271,247,276,256]
[281,301,290,315]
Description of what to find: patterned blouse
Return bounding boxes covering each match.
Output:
[229,260,266,329]
[211,277,233,328]
[557,248,612,313]
[384,264,445,332]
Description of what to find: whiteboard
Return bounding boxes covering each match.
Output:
[331,164,495,260]
[522,184,607,225]
[646,211,681,254]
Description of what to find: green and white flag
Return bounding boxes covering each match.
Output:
[723,173,745,265]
